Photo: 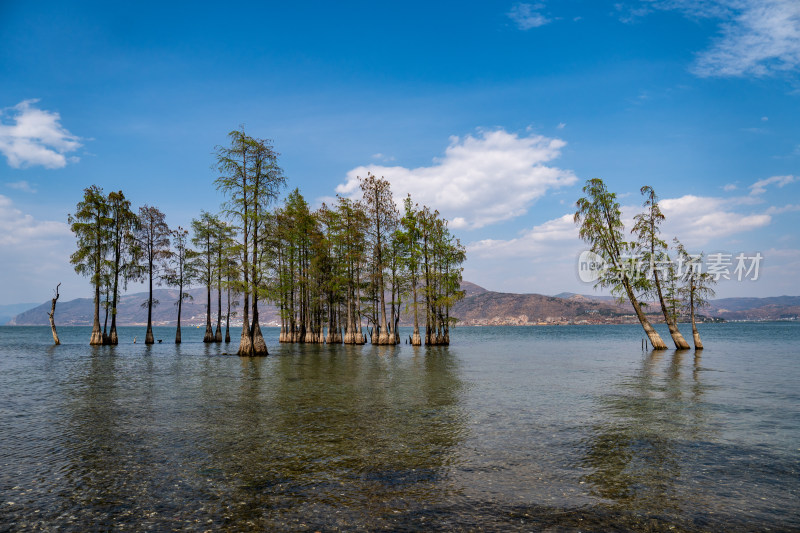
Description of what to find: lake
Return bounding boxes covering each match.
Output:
[0,323,798,531]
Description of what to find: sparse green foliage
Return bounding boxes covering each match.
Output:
[69,185,112,345]
[215,127,286,355]
[632,185,690,349]
[167,226,194,344]
[575,178,667,349]
[134,205,172,344]
[675,239,717,349]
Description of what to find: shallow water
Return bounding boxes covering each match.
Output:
[0,323,798,531]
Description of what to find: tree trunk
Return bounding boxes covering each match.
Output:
[110,228,121,345]
[102,293,110,345]
[654,268,690,349]
[203,281,213,343]
[623,276,667,349]
[251,297,268,355]
[48,283,61,345]
[175,280,183,344]
[145,260,155,344]
[238,288,253,356]
[225,287,231,343]
[691,289,703,350]
[215,284,223,342]
[90,283,102,345]
[250,293,267,354]
[250,210,267,354]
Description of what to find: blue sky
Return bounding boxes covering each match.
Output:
[1,0,799,304]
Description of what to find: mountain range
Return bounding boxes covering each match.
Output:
[7,282,799,327]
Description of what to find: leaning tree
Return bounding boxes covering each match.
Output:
[675,239,716,350]
[632,185,690,349]
[575,178,667,350]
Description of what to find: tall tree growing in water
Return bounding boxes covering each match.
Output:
[213,219,236,343]
[399,196,423,345]
[106,190,139,345]
[575,178,667,350]
[69,185,112,345]
[335,196,368,344]
[191,211,219,343]
[215,128,286,356]
[134,205,172,345]
[167,226,194,344]
[360,173,398,345]
[632,186,690,349]
[675,240,716,349]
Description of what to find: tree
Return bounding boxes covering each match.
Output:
[134,205,172,345]
[213,219,236,343]
[191,212,219,343]
[106,190,139,345]
[215,127,286,356]
[675,240,716,349]
[223,253,240,343]
[632,186,690,349]
[100,271,113,343]
[575,178,668,349]
[334,196,368,344]
[167,226,195,344]
[419,207,464,345]
[359,173,398,345]
[399,196,423,345]
[69,185,112,345]
[48,283,61,345]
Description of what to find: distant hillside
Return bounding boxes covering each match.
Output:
[8,288,278,327]
[7,284,799,326]
[0,303,39,326]
[9,283,628,327]
[453,290,628,325]
[552,292,800,322]
[705,296,800,321]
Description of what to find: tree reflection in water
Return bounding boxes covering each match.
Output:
[189,343,467,528]
[581,349,714,519]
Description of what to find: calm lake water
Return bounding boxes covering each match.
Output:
[0,323,798,531]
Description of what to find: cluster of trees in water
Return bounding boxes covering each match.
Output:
[575,178,716,350]
[68,129,465,355]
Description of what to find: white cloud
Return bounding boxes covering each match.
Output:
[335,129,577,229]
[656,194,772,245]
[557,122,566,129]
[0,99,83,169]
[0,194,79,304]
[749,174,797,195]
[625,0,800,78]
[469,213,579,260]
[6,180,37,193]
[464,213,584,294]
[723,183,738,191]
[766,203,800,214]
[507,3,551,30]
[692,0,800,77]
[0,194,70,246]
[371,153,396,163]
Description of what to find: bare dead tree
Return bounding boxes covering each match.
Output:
[48,283,61,345]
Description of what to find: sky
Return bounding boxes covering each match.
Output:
[1,0,799,305]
